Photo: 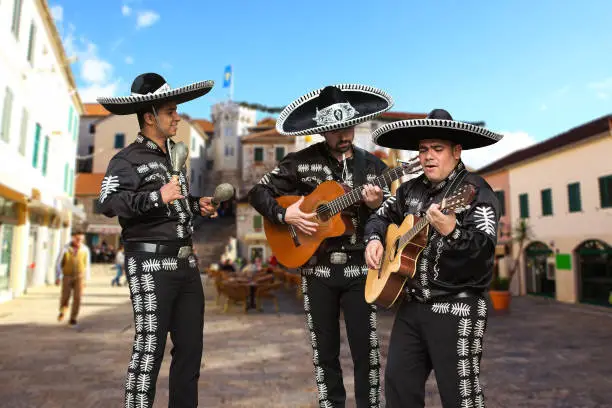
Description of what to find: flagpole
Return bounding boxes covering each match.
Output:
[229,65,234,102]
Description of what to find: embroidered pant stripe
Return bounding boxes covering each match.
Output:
[124,256,165,408]
[301,276,332,406]
[368,306,381,407]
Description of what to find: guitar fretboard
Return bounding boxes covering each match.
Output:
[398,216,430,248]
[323,166,407,216]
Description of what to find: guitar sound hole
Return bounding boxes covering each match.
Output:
[316,205,331,222]
[392,239,400,259]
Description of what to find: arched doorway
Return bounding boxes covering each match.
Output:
[575,239,612,307]
[524,241,555,297]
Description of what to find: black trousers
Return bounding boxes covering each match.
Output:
[384,294,488,408]
[300,256,381,408]
[123,251,204,408]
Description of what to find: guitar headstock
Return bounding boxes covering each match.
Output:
[397,157,422,175]
[440,184,476,214]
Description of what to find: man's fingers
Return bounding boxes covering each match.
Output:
[301,211,318,219]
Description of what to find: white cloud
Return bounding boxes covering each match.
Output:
[59,24,119,102]
[121,5,132,16]
[125,56,134,65]
[50,5,63,22]
[589,77,612,99]
[78,82,121,103]
[136,10,160,29]
[81,58,113,83]
[461,131,537,170]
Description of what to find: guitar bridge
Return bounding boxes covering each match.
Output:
[289,225,301,247]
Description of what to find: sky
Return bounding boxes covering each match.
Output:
[49,0,612,169]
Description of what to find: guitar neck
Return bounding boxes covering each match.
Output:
[399,217,430,248]
[327,166,405,216]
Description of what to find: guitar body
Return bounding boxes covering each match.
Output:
[365,214,430,308]
[263,181,354,268]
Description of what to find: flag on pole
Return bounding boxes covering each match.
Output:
[223,65,232,88]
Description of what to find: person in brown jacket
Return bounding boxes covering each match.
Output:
[55,231,91,326]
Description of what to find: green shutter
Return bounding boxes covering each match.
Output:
[600,175,612,208]
[73,113,78,141]
[68,106,73,133]
[32,123,41,168]
[69,168,74,196]
[63,163,69,193]
[253,215,262,230]
[254,147,263,162]
[519,193,529,218]
[568,183,582,212]
[27,23,36,63]
[275,147,285,162]
[541,188,553,216]
[41,136,49,176]
[11,0,23,37]
[495,190,506,216]
[1,87,14,142]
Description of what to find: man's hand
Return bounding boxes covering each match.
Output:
[426,203,456,236]
[199,197,217,218]
[160,178,184,204]
[284,196,318,235]
[365,240,384,270]
[362,184,383,209]
[55,278,60,286]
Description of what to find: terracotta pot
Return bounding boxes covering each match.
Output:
[489,290,511,311]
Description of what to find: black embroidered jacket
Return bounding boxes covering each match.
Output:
[248,142,391,254]
[97,134,203,243]
[364,161,500,297]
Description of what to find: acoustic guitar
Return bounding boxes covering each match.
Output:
[263,159,422,268]
[364,184,476,308]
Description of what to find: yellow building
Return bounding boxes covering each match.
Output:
[478,114,612,306]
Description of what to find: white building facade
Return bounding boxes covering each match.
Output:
[0,0,83,302]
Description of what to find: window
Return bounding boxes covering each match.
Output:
[11,0,23,38]
[541,188,553,216]
[206,160,214,170]
[275,146,285,162]
[32,123,40,167]
[519,193,529,218]
[1,87,14,143]
[18,108,28,155]
[41,136,49,176]
[26,22,36,64]
[494,190,506,216]
[253,215,263,231]
[114,133,125,149]
[599,175,612,208]
[567,182,581,212]
[63,163,69,193]
[254,147,264,162]
[68,106,74,134]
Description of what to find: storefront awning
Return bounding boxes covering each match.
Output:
[244,232,267,241]
[0,183,27,204]
[87,224,122,234]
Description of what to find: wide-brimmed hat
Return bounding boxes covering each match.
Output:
[372,108,503,150]
[97,73,214,115]
[276,84,393,136]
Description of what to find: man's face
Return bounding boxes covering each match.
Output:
[71,234,84,246]
[418,139,462,183]
[146,101,181,138]
[322,127,355,155]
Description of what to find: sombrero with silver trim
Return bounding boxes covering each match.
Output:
[97,73,214,115]
[372,108,503,150]
[276,84,393,136]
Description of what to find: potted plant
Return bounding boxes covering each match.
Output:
[489,218,533,311]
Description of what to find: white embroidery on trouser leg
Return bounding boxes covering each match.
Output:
[125,256,159,408]
[368,306,381,407]
[301,276,332,407]
[431,298,486,408]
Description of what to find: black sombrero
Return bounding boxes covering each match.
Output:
[276,84,393,136]
[97,73,214,115]
[372,108,503,150]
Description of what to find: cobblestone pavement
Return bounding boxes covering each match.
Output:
[0,265,611,408]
